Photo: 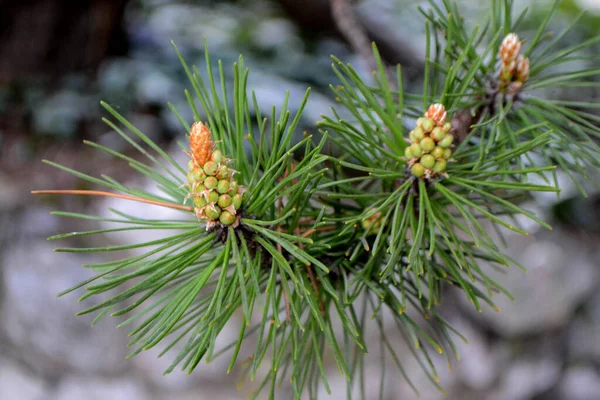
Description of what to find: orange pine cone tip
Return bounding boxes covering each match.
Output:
[189,122,214,167]
[425,104,447,126]
[500,33,521,64]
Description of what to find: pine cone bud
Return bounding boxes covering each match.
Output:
[228,181,239,196]
[187,169,205,184]
[203,161,218,176]
[439,134,454,148]
[431,146,444,159]
[431,127,446,141]
[425,104,447,126]
[232,193,243,210]
[500,33,521,65]
[217,180,230,194]
[212,150,224,164]
[421,118,435,133]
[421,137,435,152]
[204,176,218,190]
[500,60,517,81]
[194,197,207,208]
[208,191,219,204]
[421,154,435,169]
[205,205,221,220]
[218,194,232,208]
[516,55,529,82]
[189,122,214,167]
[432,160,447,172]
[410,143,423,158]
[405,104,453,179]
[219,211,236,226]
[411,163,425,177]
[413,126,425,140]
[186,122,246,228]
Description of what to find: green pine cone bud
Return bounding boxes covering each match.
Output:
[404,147,414,159]
[219,211,236,226]
[432,160,447,172]
[410,143,423,158]
[188,160,195,171]
[187,169,205,184]
[443,122,452,133]
[232,193,243,210]
[411,163,425,177]
[413,126,425,141]
[442,148,452,159]
[420,154,435,169]
[421,137,435,152]
[416,117,425,127]
[193,196,207,208]
[409,130,417,142]
[217,180,230,194]
[431,146,444,159]
[204,176,218,190]
[218,194,232,208]
[439,134,454,148]
[421,118,434,133]
[216,165,229,180]
[187,172,196,184]
[212,150,223,164]
[205,205,221,220]
[228,181,238,196]
[431,127,446,141]
[208,191,219,204]
[203,161,218,176]
[193,183,204,195]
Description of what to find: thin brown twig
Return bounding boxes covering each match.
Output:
[330,0,396,89]
[31,190,193,212]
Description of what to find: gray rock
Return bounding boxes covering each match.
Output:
[130,317,241,390]
[558,365,600,400]
[569,290,600,362]
[453,318,507,390]
[0,359,48,400]
[52,375,149,400]
[488,358,561,400]
[1,242,129,378]
[459,226,599,337]
[0,172,22,212]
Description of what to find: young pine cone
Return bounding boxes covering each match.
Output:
[186,122,244,228]
[498,33,530,91]
[405,104,453,180]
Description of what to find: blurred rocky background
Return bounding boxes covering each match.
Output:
[1,0,599,399]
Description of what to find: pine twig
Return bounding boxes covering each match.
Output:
[31,190,193,212]
[330,0,396,89]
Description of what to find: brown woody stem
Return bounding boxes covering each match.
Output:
[31,190,193,212]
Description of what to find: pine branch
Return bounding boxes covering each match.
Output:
[31,1,600,398]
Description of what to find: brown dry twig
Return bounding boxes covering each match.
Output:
[31,190,193,212]
[330,0,396,89]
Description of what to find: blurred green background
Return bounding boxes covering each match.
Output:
[0,1,599,399]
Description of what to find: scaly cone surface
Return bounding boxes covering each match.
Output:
[405,104,453,180]
[186,122,244,229]
[499,33,529,93]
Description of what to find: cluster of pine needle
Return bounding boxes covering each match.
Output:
[33,0,600,398]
